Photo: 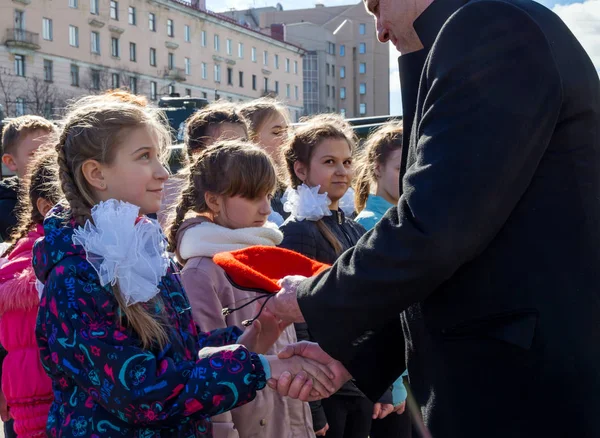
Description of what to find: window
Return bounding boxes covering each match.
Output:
[251,47,257,62]
[149,13,156,31]
[149,47,156,66]
[214,34,219,51]
[184,25,190,42]
[275,54,279,69]
[90,0,99,15]
[227,67,233,85]
[214,64,221,82]
[264,77,269,92]
[252,74,257,90]
[263,51,268,66]
[112,72,120,88]
[294,60,298,74]
[359,62,366,74]
[15,10,24,30]
[340,108,346,118]
[128,7,136,25]
[111,37,119,57]
[239,71,244,87]
[226,39,232,55]
[14,54,25,77]
[275,81,279,94]
[285,58,290,72]
[359,83,366,95]
[44,59,53,82]
[326,63,330,76]
[286,84,290,98]
[42,18,53,41]
[326,85,330,98]
[185,88,191,96]
[168,52,174,69]
[168,84,175,95]
[70,64,79,87]
[340,45,345,56]
[15,98,25,116]
[295,85,299,100]
[340,87,346,99]
[91,69,100,90]
[69,25,79,47]
[238,42,244,58]
[69,0,78,9]
[202,92,207,99]
[201,30,206,47]
[185,57,190,75]
[129,42,136,61]
[359,42,366,54]
[359,23,366,34]
[332,65,335,77]
[91,31,100,54]
[332,86,335,98]
[110,0,118,20]
[328,42,336,55]
[167,19,174,37]
[359,103,366,115]
[150,81,157,100]
[43,102,53,119]
[201,62,207,79]
[129,76,137,94]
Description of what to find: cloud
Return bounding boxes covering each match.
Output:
[553,0,600,72]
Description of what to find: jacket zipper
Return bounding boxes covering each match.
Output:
[336,211,354,248]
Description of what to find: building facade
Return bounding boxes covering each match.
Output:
[0,0,305,120]
[224,2,390,118]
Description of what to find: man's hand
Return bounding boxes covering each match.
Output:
[372,402,395,420]
[0,390,10,422]
[393,401,406,415]
[267,342,352,399]
[315,423,329,436]
[266,276,307,323]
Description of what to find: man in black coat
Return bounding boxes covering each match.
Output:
[267,0,600,436]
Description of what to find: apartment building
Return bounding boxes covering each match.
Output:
[0,0,305,120]
[223,2,389,118]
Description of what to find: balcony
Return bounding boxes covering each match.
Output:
[5,29,40,50]
[164,67,186,82]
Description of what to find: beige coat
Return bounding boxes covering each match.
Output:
[177,217,315,438]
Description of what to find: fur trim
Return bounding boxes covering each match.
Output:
[178,221,283,262]
[0,267,39,315]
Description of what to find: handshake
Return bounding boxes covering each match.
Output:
[237,275,352,402]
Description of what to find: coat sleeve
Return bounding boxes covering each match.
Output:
[182,264,228,333]
[36,260,267,428]
[296,1,563,400]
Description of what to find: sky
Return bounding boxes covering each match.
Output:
[207,0,600,115]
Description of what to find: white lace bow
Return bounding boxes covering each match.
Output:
[72,199,169,306]
[339,187,356,217]
[283,184,332,222]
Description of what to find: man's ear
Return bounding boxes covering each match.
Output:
[81,159,107,191]
[2,154,17,173]
[293,161,308,183]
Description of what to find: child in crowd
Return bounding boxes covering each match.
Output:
[239,98,291,226]
[0,116,56,242]
[354,121,410,438]
[168,140,315,438]
[159,102,248,228]
[33,95,334,437]
[278,114,372,438]
[0,147,61,437]
[355,121,403,229]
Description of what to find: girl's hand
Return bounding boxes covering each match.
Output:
[0,390,10,422]
[264,354,336,401]
[315,423,329,436]
[238,303,292,354]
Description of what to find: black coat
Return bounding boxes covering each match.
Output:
[0,176,18,243]
[296,0,600,436]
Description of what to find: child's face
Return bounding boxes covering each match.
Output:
[376,148,402,204]
[299,138,354,208]
[89,127,169,215]
[2,129,51,179]
[215,193,272,230]
[256,113,288,161]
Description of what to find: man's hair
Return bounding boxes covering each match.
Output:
[1,115,56,156]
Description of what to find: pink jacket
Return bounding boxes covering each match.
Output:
[177,217,315,438]
[0,225,52,437]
